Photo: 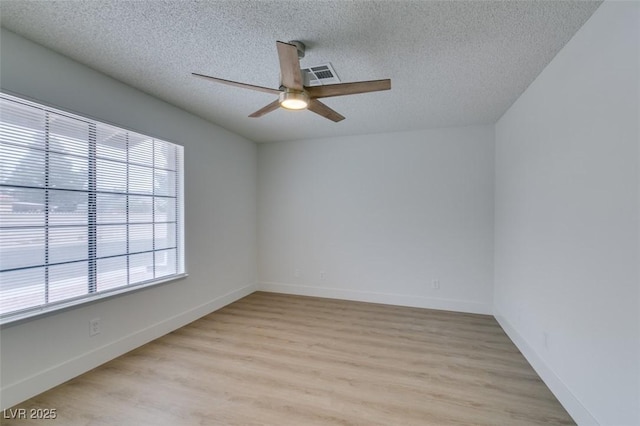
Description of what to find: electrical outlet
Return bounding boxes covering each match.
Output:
[294,269,301,278]
[432,279,440,289]
[320,271,326,281]
[89,318,101,336]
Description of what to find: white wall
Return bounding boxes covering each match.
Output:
[258,126,495,314]
[494,2,639,425]
[0,29,258,409]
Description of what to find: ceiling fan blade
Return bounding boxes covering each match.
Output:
[307,99,345,122]
[192,73,280,95]
[306,79,391,99]
[248,100,281,118]
[276,41,303,91]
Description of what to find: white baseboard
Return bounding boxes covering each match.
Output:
[258,281,492,315]
[0,283,257,410]
[493,309,599,426]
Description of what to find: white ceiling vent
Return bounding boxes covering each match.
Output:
[301,63,340,86]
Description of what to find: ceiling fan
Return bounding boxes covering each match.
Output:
[192,41,391,122]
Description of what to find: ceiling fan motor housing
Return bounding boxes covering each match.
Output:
[288,40,305,59]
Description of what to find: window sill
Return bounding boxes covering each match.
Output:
[0,273,189,328]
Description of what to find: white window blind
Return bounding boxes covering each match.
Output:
[0,93,185,324]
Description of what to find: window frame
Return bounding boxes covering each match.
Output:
[0,92,187,326]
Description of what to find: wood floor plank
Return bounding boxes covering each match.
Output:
[2,292,574,425]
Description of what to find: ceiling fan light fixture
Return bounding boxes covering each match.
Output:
[279,89,309,110]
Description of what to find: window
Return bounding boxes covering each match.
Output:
[0,93,185,324]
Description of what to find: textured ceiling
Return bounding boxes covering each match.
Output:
[0,0,601,143]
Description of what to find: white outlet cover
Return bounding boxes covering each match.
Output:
[89,318,101,336]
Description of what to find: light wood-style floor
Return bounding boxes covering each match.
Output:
[3,292,574,425]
